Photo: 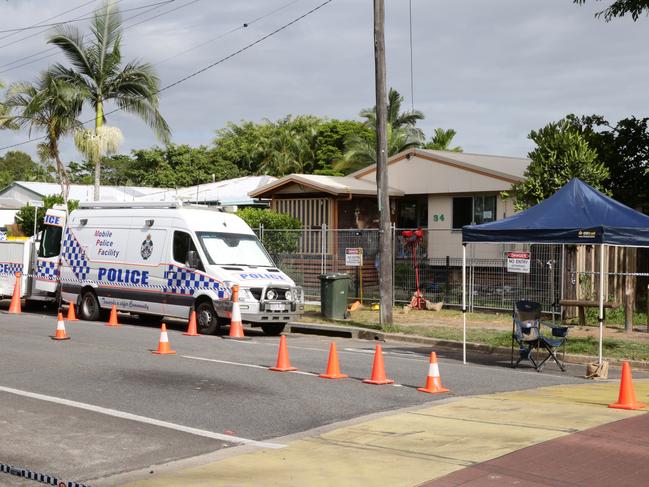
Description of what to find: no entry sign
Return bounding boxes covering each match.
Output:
[506,251,530,274]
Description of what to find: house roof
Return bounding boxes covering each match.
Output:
[249,173,405,199]
[175,175,277,205]
[3,181,173,202]
[350,148,530,183]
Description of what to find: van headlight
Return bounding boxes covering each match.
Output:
[266,289,277,301]
[284,290,292,301]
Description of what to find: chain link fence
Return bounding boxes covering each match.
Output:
[255,226,568,314]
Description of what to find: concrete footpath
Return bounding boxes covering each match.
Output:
[113,380,649,487]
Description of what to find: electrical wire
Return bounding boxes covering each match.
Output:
[0,0,192,74]
[0,0,99,42]
[0,0,334,152]
[0,0,175,34]
[409,0,414,112]
[0,0,127,50]
[154,0,305,66]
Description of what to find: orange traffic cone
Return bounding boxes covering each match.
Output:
[418,352,450,394]
[183,310,200,336]
[8,272,22,314]
[223,285,250,340]
[152,323,176,355]
[105,304,120,327]
[609,361,646,410]
[269,335,297,372]
[51,312,70,340]
[320,342,348,379]
[66,302,79,321]
[363,345,394,385]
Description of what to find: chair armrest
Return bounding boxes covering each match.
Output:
[541,322,569,337]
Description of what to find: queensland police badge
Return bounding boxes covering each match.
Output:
[141,234,153,260]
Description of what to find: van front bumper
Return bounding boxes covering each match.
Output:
[213,300,305,325]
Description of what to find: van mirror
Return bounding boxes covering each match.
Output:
[186,250,200,269]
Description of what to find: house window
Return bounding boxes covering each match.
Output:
[398,197,428,228]
[452,195,497,229]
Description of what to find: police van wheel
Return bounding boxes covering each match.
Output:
[196,301,221,335]
[261,324,286,336]
[80,291,101,321]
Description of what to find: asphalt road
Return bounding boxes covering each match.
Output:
[0,304,609,486]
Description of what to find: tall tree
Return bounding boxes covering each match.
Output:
[566,114,649,212]
[574,0,649,21]
[2,72,83,207]
[424,128,463,152]
[0,151,54,188]
[48,0,170,200]
[510,118,609,210]
[335,88,425,173]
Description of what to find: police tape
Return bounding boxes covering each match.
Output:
[0,270,231,294]
[0,271,302,297]
[0,461,90,487]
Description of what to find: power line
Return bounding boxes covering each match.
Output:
[0,0,127,51]
[154,0,305,66]
[408,0,414,111]
[0,0,99,42]
[0,0,334,153]
[0,0,192,75]
[0,0,174,34]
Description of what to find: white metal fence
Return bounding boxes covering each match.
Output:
[255,226,567,314]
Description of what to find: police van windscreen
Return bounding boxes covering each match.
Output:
[196,232,274,267]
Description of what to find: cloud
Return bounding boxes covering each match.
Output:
[1,0,648,164]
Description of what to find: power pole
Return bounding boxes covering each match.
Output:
[374,0,393,326]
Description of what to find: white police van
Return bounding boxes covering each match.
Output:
[32,201,304,335]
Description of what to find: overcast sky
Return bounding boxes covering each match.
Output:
[0,0,647,165]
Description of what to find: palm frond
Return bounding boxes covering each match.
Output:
[48,25,94,78]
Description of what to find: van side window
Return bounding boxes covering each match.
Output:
[38,226,62,258]
[173,231,203,270]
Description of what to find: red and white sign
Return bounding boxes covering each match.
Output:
[506,251,530,274]
[345,248,363,267]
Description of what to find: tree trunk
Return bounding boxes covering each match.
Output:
[374,0,392,326]
[93,101,104,201]
[624,247,637,333]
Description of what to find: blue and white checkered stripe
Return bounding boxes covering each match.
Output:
[165,264,227,298]
[61,229,90,281]
[35,260,58,280]
[0,262,23,276]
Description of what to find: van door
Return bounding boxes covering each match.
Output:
[34,209,65,294]
[165,230,205,319]
[120,226,168,316]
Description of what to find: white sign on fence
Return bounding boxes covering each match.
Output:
[506,251,531,274]
[345,247,363,267]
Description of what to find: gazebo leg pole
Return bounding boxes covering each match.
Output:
[462,243,467,365]
[598,244,606,364]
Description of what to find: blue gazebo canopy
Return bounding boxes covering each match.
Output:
[462,178,649,246]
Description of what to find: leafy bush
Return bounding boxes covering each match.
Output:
[16,195,79,237]
[236,207,301,255]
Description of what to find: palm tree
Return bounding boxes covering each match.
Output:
[360,88,424,134]
[424,128,463,152]
[2,72,83,208]
[48,0,170,200]
[335,88,424,173]
[335,124,421,173]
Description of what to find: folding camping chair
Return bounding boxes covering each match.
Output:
[511,300,542,369]
[537,323,569,372]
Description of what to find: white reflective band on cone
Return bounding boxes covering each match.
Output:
[231,303,242,322]
[57,321,65,330]
[160,332,169,343]
[429,362,440,377]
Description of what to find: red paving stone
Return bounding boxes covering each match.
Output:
[420,412,649,487]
